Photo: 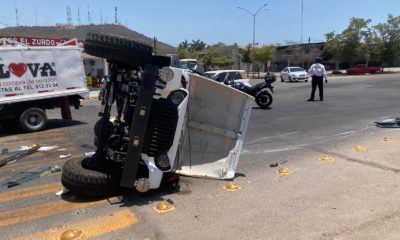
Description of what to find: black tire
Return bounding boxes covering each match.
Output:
[19,107,48,132]
[288,76,292,82]
[61,158,121,198]
[255,90,273,109]
[84,32,153,67]
[281,76,284,82]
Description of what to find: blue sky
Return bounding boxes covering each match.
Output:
[1,0,399,47]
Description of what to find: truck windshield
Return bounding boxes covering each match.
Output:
[180,61,197,70]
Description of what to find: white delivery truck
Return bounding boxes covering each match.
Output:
[0,39,89,132]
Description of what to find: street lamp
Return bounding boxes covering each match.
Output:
[237,3,269,51]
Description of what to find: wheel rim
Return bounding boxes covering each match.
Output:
[258,94,270,105]
[27,113,41,126]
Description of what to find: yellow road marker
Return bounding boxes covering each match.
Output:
[15,210,137,240]
[223,182,241,192]
[276,167,292,176]
[383,137,395,143]
[353,145,367,152]
[0,197,118,227]
[319,155,334,162]
[0,182,62,203]
[153,200,176,214]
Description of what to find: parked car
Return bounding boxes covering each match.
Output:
[203,70,251,87]
[346,64,382,74]
[280,67,309,82]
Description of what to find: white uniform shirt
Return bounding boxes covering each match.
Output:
[308,63,327,79]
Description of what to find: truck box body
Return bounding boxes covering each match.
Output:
[0,43,89,131]
[0,45,88,104]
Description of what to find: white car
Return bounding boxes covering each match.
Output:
[204,70,251,87]
[280,67,309,82]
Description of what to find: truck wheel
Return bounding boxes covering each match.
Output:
[19,108,48,132]
[61,158,121,198]
[84,32,153,66]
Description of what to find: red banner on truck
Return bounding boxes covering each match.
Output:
[0,36,82,46]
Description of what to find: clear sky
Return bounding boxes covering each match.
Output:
[1,0,399,47]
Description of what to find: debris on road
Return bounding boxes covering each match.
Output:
[223,182,242,192]
[276,167,292,176]
[269,163,279,168]
[60,154,72,159]
[0,143,40,155]
[57,148,67,152]
[153,200,176,213]
[375,117,400,128]
[84,152,96,157]
[38,146,58,152]
[0,144,41,168]
[0,165,61,190]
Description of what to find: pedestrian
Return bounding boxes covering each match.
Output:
[307,57,328,101]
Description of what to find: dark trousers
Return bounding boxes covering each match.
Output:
[310,76,323,100]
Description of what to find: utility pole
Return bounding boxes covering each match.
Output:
[77,7,81,26]
[301,0,304,68]
[15,7,19,26]
[114,7,119,25]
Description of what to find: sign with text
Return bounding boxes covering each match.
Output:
[0,46,86,99]
[0,36,82,46]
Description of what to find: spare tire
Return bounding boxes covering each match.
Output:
[84,32,153,67]
[61,158,121,198]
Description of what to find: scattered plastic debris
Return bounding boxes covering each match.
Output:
[320,155,334,162]
[223,182,242,192]
[276,167,292,176]
[0,144,41,167]
[383,137,395,143]
[353,145,367,152]
[60,154,72,159]
[0,143,39,155]
[57,148,67,152]
[269,163,279,168]
[153,200,176,213]
[0,165,61,190]
[84,152,96,157]
[38,146,58,151]
[55,187,71,196]
[375,117,400,128]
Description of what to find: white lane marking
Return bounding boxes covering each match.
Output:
[246,132,299,144]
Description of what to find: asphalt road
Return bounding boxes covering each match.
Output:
[1,73,400,240]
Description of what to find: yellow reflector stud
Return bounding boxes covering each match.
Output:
[59,229,85,240]
[353,145,367,152]
[320,155,334,162]
[276,167,292,176]
[153,200,176,214]
[383,137,395,143]
[223,182,241,192]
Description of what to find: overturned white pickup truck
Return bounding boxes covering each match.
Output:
[0,39,89,132]
[61,32,253,197]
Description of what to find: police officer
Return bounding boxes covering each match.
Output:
[307,57,328,101]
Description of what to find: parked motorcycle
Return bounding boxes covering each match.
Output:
[231,73,275,108]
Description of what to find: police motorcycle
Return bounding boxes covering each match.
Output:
[230,73,275,109]
[61,32,253,198]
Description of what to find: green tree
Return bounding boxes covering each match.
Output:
[239,46,252,72]
[251,45,275,72]
[324,31,343,70]
[199,43,233,70]
[374,14,400,67]
[340,18,372,65]
[189,39,207,52]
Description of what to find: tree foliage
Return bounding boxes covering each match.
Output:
[251,45,276,72]
[374,14,400,66]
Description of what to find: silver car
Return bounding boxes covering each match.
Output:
[280,67,309,82]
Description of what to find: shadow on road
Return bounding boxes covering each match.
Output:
[0,119,87,137]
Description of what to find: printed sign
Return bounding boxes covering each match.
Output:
[0,47,86,98]
[0,36,82,46]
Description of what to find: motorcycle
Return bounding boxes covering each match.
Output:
[230,73,275,109]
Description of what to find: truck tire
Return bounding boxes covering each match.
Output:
[61,158,121,198]
[19,107,48,132]
[84,32,153,66]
